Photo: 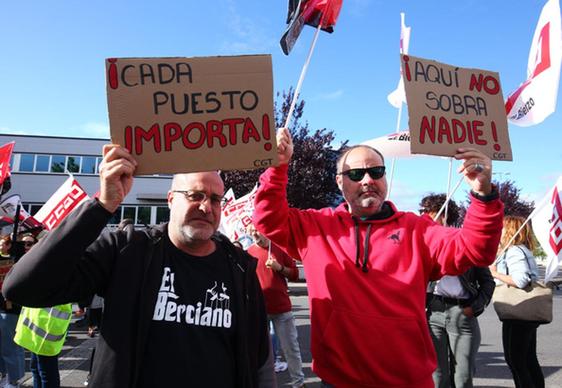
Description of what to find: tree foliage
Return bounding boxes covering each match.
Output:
[221,88,347,209]
[458,179,535,223]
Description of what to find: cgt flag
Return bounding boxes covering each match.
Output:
[387,12,412,108]
[0,142,15,188]
[361,130,418,159]
[505,0,562,126]
[0,194,42,231]
[220,185,257,247]
[34,176,90,230]
[531,176,562,283]
[280,0,343,55]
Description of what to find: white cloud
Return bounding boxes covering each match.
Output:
[0,126,48,136]
[312,90,344,101]
[220,1,276,54]
[79,122,110,138]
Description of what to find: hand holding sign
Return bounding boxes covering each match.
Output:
[454,147,492,196]
[99,145,137,213]
[276,127,294,165]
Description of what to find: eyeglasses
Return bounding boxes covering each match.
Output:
[339,166,386,182]
[172,190,226,207]
[23,241,35,247]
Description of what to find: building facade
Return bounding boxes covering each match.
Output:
[1,134,172,228]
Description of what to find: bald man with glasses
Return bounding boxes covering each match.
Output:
[252,128,504,388]
[4,145,274,388]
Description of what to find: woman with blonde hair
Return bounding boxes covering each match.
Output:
[490,215,544,388]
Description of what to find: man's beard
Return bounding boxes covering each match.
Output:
[178,223,215,244]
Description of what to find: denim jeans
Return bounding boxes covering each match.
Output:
[0,312,25,382]
[428,301,481,388]
[30,353,60,388]
[269,311,305,388]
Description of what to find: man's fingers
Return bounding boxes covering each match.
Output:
[102,144,138,166]
[100,159,136,180]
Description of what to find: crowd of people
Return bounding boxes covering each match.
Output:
[0,129,550,388]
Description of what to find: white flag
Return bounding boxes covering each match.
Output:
[531,176,562,283]
[506,0,562,126]
[362,130,423,159]
[220,185,257,246]
[387,12,411,108]
[34,176,89,230]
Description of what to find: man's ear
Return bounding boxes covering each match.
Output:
[336,174,343,191]
[167,191,174,209]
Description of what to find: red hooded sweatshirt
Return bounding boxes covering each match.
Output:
[253,165,503,388]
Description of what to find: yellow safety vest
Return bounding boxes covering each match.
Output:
[14,304,72,356]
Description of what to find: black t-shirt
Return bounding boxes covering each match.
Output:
[139,237,237,388]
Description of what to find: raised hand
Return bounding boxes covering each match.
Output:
[454,148,492,196]
[276,127,294,165]
[98,144,137,213]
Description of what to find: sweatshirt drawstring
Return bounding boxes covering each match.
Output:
[362,224,372,273]
[354,220,373,273]
[354,222,361,269]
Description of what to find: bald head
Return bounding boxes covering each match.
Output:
[337,145,385,174]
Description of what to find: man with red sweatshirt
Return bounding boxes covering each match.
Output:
[252,128,504,388]
[247,224,305,388]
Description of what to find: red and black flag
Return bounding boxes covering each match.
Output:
[280,0,343,55]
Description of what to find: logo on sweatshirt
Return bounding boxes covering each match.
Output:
[388,230,401,244]
[152,267,232,328]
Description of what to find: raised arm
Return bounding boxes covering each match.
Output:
[253,128,304,259]
[2,145,137,306]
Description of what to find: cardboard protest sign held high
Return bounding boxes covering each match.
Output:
[106,55,277,175]
[401,55,512,161]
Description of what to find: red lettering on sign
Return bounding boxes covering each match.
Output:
[549,186,562,255]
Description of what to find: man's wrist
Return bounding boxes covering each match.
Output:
[278,265,285,274]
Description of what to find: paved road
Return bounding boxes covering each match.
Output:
[20,280,562,387]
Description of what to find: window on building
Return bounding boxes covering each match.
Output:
[81,157,97,174]
[51,155,65,173]
[156,207,170,224]
[123,207,136,223]
[35,155,50,172]
[137,206,151,225]
[107,207,122,225]
[66,156,80,173]
[19,154,35,172]
[29,204,43,215]
[96,157,103,174]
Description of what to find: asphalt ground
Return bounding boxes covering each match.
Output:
[18,271,562,387]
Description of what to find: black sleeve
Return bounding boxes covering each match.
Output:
[2,199,123,307]
[470,266,496,317]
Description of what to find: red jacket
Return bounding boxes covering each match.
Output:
[253,165,503,388]
[248,243,298,315]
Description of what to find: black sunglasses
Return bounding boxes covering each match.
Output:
[339,166,386,182]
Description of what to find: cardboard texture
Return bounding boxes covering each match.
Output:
[401,55,512,161]
[106,55,278,175]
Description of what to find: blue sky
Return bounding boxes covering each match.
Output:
[1,1,560,211]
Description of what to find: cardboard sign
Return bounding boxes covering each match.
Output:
[401,55,512,161]
[106,55,278,175]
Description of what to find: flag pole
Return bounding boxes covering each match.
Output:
[444,158,454,225]
[386,102,403,200]
[283,22,323,129]
[433,175,464,222]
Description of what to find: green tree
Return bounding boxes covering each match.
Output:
[458,179,535,223]
[221,88,347,209]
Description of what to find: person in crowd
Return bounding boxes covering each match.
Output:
[3,144,274,388]
[86,295,103,338]
[0,236,11,258]
[421,194,495,388]
[247,224,305,388]
[489,215,544,388]
[252,127,503,388]
[12,232,69,388]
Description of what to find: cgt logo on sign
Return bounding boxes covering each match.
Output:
[43,183,87,230]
